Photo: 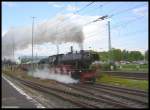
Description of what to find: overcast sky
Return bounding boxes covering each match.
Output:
[2,2,148,59]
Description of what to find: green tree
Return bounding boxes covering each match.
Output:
[128,51,144,62]
[98,49,144,62]
[99,51,109,62]
[145,50,148,61]
[110,48,122,61]
[122,50,129,61]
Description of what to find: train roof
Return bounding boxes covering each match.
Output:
[49,54,64,57]
[48,50,98,57]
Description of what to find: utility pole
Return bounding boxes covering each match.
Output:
[108,21,111,52]
[12,36,15,60]
[108,21,114,70]
[57,44,59,55]
[108,21,112,64]
[144,51,146,63]
[11,35,15,72]
[31,16,36,75]
[11,27,15,61]
[56,21,60,55]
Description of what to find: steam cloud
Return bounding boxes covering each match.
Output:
[2,14,85,59]
[28,67,78,84]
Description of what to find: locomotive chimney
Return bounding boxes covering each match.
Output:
[70,46,73,53]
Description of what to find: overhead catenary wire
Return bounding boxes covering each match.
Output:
[8,2,147,56]
[111,15,147,30]
[75,2,95,14]
[84,6,147,52]
[110,25,147,49]
[37,2,95,32]
[74,3,103,15]
[40,2,110,39]
[109,3,147,18]
[36,2,98,40]
[113,30,147,48]
[111,15,147,39]
[79,4,146,27]
[116,28,147,39]
[39,2,96,38]
[51,11,146,41]
[56,2,95,28]
[88,3,147,24]
[39,2,148,53]
[84,3,147,39]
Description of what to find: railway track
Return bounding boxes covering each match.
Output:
[4,73,148,108]
[35,78,148,108]
[74,83,148,107]
[5,74,134,108]
[8,75,97,108]
[110,76,147,80]
[102,71,148,80]
[94,83,148,97]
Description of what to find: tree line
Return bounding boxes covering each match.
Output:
[99,48,148,62]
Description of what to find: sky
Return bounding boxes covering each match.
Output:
[2,2,148,59]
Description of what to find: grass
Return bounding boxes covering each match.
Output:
[2,67,56,86]
[116,64,148,72]
[116,68,148,72]
[96,73,148,91]
[2,67,148,91]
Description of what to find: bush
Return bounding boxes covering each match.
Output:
[90,63,117,71]
[101,63,110,71]
[90,63,101,70]
[101,63,116,71]
[140,64,148,68]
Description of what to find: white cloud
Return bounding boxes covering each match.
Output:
[47,2,63,8]
[2,2,16,7]
[79,2,89,4]
[2,30,7,36]
[47,2,56,5]
[53,4,62,8]
[133,6,148,16]
[65,5,79,11]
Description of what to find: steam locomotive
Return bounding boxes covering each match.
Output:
[18,46,100,83]
[39,46,100,83]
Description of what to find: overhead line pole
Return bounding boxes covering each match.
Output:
[31,16,36,75]
[89,15,112,66]
[57,44,59,55]
[108,21,111,52]
[12,36,15,60]
[108,21,112,65]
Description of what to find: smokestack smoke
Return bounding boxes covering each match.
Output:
[28,67,78,84]
[2,14,85,59]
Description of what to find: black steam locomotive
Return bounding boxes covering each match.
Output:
[39,47,100,82]
[47,50,99,69]
[3,45,100,83]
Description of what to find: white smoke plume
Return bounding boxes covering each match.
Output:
[2,13,107,60]
[28,67,78,84]
[2,14,86,59]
